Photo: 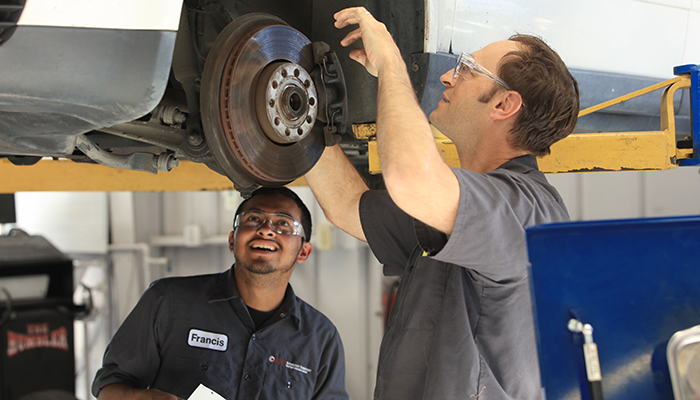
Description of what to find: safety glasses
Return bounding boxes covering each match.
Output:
[453,52,511,90]
[234,210,305,239]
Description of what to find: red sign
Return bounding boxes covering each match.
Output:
[7,323,69,357]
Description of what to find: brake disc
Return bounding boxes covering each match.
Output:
[201,13,325,192]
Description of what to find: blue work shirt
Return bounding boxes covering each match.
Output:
[92,267,348,400]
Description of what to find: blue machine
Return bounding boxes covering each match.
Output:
[676,64,700,167]
[527,216,700,400]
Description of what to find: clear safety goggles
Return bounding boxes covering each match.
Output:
[234,210,305,239]
[453,52,511,90]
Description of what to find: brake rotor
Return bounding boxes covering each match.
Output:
[201,13,325,191]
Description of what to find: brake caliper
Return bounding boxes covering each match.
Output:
[310,42,348,146]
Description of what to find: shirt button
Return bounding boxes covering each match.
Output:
[244,374,250,380]
[201,364,208,371]
[252,334,257,341]
[287,381,293,389]
[280,312,286,318]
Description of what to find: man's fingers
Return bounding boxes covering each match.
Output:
[348,49,378,77]
[340,28,363,47]
[334,7,372,29]
[334,6,380,77]
[348,48,367,65]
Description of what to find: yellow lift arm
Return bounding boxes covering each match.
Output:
[0,159,308,193]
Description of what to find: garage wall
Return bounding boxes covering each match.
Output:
[7,165,700,400]
[548,167,700,221]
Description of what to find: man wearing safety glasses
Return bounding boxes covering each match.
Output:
[306,6,579,400]
[92,187,349,400]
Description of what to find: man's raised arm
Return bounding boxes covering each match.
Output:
[305,144,368,242]
[333,7,460,235]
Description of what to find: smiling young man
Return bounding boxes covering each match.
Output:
[92,187,349,400]
[305,7,579,400]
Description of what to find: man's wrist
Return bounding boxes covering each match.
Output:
[377,50,407,76]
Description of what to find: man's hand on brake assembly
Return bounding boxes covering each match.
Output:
[333,7,404,77]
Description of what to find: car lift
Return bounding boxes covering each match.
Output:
[0,65,699,193]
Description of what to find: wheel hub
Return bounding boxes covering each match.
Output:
[256,61,317,144]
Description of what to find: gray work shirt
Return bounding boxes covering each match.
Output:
[360,155,569,400]
[92,267,348,400]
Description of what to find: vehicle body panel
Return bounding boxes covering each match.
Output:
[0,0,181,157]
[18,0,181,30]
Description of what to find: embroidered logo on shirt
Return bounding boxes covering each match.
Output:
[188,329,228,352]
[268,355,312,374]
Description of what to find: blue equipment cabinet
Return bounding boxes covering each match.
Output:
[526,216,700,400]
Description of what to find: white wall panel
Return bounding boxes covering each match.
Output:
[685,7,700,65]
[162,191,229,238]
[219,191,245,233]
[545,173,583,221]
[582,171,644,220]
[133,192,163,244]
[317,247,367,400]
[643,167,700,216]
[15,191,108,254]
[547,167,700,222]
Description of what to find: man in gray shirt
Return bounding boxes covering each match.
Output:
[305,7,579,400]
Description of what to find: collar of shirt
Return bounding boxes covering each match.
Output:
[498,154,539,174]
[207,266,301,329]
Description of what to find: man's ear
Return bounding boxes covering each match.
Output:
[228,231,235,253]
[296,241,313,263]
[491,90,523,121]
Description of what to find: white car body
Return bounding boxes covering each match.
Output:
[428,0,700,80]
[18,0,181,30]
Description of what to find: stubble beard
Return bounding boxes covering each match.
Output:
[239,258,294,276]
[233,238,302,285]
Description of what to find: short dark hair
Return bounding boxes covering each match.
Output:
[234,187,312,240]
[498,34,580,156]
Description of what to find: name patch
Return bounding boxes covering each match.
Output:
[188,329,228,352]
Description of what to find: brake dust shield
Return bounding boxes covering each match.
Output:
[201,14,325,192]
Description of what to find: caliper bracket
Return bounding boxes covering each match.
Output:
[310,41,348,147]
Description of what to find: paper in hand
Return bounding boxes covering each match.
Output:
[188,383,226,400]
